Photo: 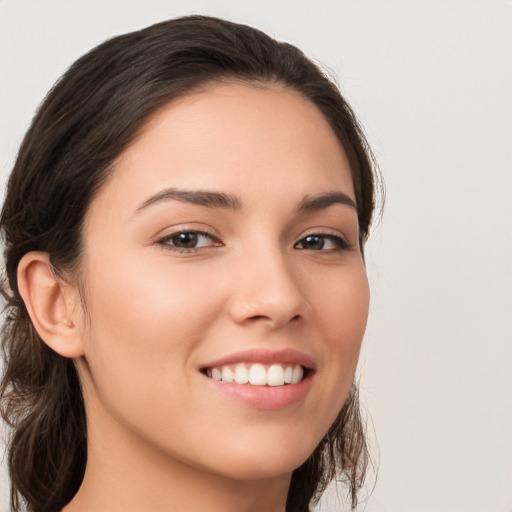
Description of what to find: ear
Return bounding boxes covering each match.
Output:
[17,251,85,358]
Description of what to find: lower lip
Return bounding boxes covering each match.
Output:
[203,373,313,410]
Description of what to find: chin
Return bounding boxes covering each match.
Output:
[202,434,318,482]
[216,457,304,482]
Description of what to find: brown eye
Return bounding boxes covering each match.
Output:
[300,235,325,250]
[157,231,221,251]
[294,234,348,251]
[171,232,199,248]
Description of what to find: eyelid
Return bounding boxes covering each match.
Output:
[298,227,350,242]
[154,222,219,240]
[158,230,218,243]
[294,228,353,251]
[155,225,223,252]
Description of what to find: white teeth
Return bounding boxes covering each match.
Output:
[207,363,305,386]
[221,366,234,383]
[248,364,267,385]
[267,364,285,386]
[234,364,249,384]
[291,365,303,384]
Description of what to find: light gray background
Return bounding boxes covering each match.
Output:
[1,1,511,511]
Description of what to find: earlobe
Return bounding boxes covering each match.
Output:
[17,251,84,358]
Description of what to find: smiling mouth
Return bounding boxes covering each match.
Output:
[201,363,308,387]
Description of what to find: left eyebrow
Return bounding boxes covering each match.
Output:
[134,188,242,214]
[298,191,357,212]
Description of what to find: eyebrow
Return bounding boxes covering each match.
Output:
[135,188,242,213]
[134,188,356,214]
[298,191,357,212]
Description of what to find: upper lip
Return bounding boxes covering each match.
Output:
[200,348,316,371]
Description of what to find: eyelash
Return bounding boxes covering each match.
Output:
[293,233,350,252]
[156,230,221,253]
[156,229,351,254]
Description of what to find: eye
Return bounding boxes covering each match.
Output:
[157,230,221,252]
[294,233,349,251]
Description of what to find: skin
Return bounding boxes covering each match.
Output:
[22,83,370,512]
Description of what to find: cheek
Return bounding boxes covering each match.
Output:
[85,252,222,340]
[315,263,369,347]
[76,260,232,462]
[311,265,369,405]
[78,256,225,402]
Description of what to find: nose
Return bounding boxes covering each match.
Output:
[227,247,310,329]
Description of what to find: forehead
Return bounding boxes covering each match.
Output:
[91,82,354,217]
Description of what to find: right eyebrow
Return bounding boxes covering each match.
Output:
[134,188,242,214]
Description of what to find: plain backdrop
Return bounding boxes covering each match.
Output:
[1,1,511,511]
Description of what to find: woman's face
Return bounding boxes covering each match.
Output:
[75,82,369,482]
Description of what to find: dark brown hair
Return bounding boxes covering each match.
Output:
[1,15,378,512]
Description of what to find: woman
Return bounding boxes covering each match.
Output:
[0,15,378,512]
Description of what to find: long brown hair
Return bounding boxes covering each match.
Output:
[1,15,378,512]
